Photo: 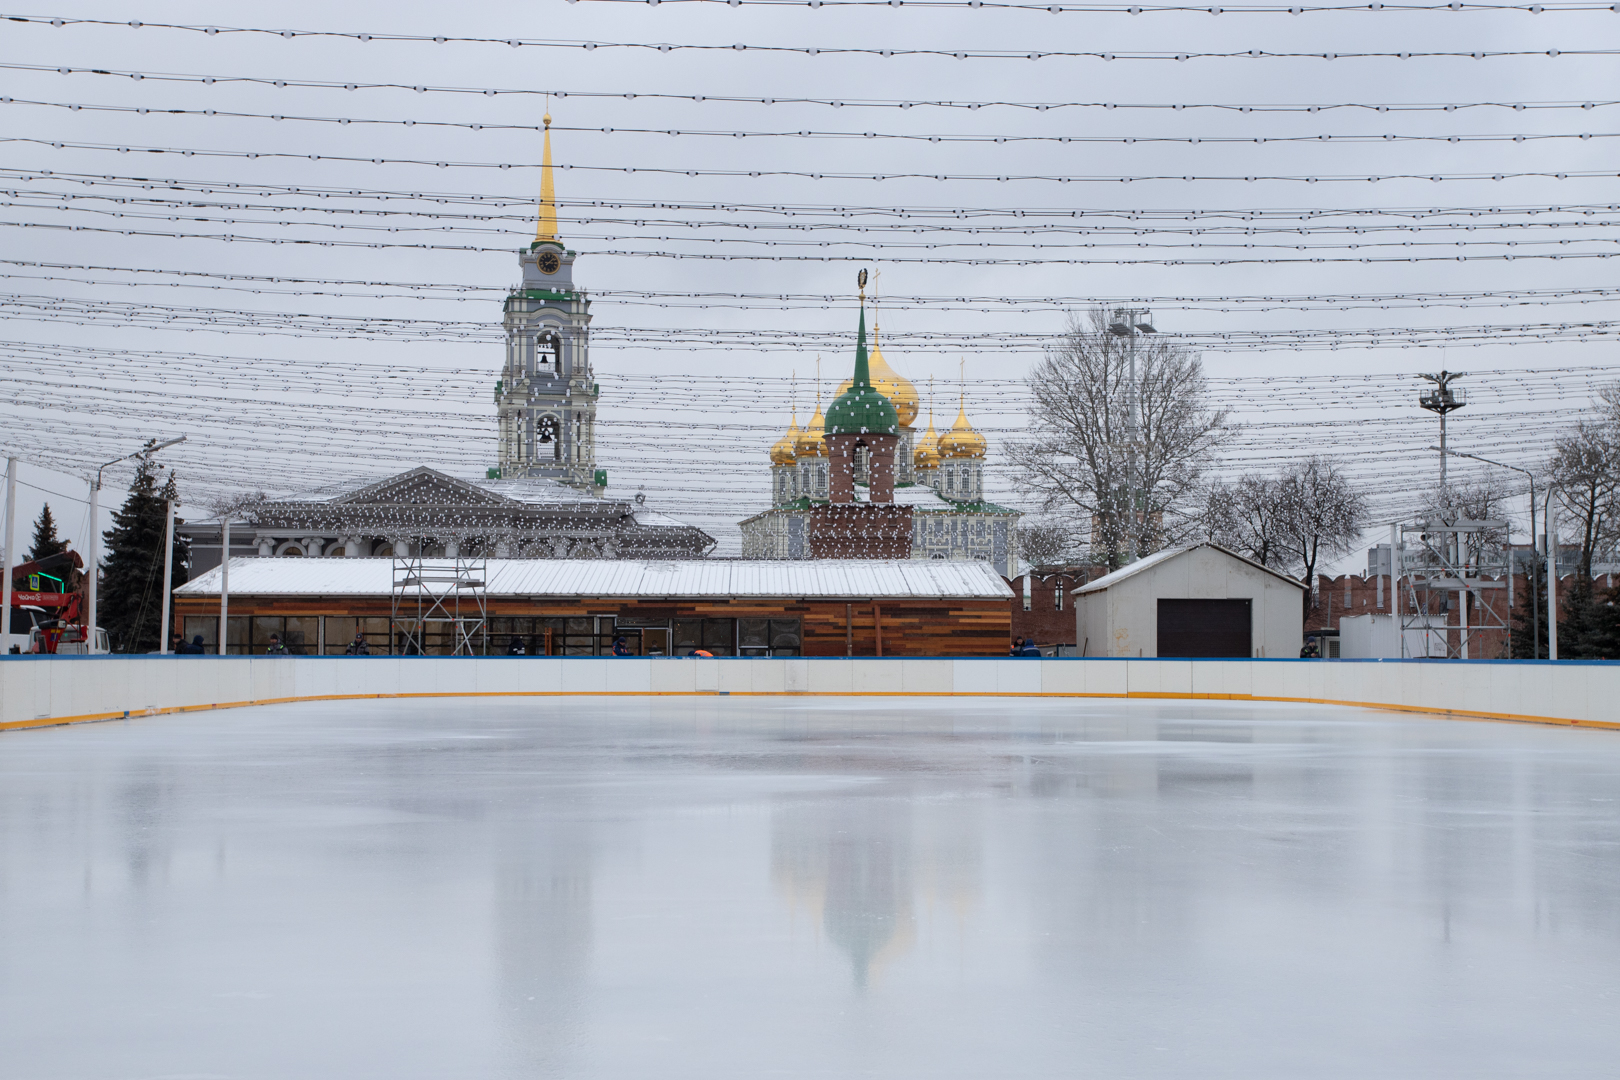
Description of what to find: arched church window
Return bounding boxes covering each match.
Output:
[537,329,563,370]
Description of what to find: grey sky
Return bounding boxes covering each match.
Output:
[2,0,1616,565]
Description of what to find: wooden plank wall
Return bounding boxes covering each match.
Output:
[172,595,1012,656]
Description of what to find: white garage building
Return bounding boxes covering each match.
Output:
[1073,543,1307,658]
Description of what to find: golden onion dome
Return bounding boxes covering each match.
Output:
[834,326,920,428]
[770,410,801,465]
[937,400,987,459]
[914,415,942,470]
[795,402,828,458]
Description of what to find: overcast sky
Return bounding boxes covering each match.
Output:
[1,0,1616,568]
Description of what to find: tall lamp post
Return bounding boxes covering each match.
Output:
[1430,446,1538,659]
[1108,308,1155,564]
[87,436,186,653]
[1545,484,1563,661]
[2,457,15,654]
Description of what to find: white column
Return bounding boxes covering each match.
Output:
[1460,581,1469,660]
[159,499,175,653]
[1390,523,1402,658]
[1547,510,1559,661]
[1,457,15,653]
[86,478,99,649]
[219,518,230,656]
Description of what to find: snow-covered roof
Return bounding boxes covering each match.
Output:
[175,558,1015,600]
[1075,543,1307,595]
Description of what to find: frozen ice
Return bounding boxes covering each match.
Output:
[1,697,1618,1078]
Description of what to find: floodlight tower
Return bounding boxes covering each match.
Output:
[1418,371,1466,499]
[1109,309,1155,563]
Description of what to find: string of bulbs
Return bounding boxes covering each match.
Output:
[3,62,1613,115]
[11,137,1620,186]
[5,15,1611,60]
[6,97,1617,148]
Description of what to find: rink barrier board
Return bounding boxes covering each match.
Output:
[3,692,1617,735]
[3,656,1617,733]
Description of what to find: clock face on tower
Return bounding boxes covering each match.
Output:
[538,251,561,275]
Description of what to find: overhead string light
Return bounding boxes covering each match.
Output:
[5,260,1618,311]
[10,4,1620,23]
[4,97,1615,147]
[11,136,1619,185]
[6,221,1617,266]
[2,62,1614,114]
[2,298,1616,348]
[10,170,1620,221]
[2,16,1609,58]
[10,188,1620,242]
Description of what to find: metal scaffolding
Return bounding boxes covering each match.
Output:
[391,556,488,656]
[1398,518,1510,659]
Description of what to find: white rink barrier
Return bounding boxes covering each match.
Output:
[2,656,1617,732]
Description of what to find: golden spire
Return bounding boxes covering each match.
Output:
[771,406,802,465]
[536,111,559,245]
[796,356,828,457]
[771,373,801,464]
[915,375,941,470]
[938,361,986,459]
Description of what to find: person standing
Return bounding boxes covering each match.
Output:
[345,631,370,656]
[265,633,289,656]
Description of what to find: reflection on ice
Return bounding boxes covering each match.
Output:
[0,697,1617,1079]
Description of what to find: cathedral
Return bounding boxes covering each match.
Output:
[738,286,1022,576]
[180,116,714,570]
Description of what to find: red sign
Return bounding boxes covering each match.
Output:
[6,592,75,606]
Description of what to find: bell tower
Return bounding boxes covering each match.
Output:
[493,113,603,494]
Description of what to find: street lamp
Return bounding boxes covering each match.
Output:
[1108,309,1155,563]
[1428,445,1538,659]
[1545,484,1563,661]
[87,436,186,654]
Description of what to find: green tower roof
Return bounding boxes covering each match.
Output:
[824,303,900,437]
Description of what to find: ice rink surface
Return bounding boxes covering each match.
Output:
[2,697,1618,1079]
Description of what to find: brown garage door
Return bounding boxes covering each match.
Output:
[1156,598,1252,658]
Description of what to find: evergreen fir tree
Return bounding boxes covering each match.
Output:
[1581,581,1620,660]
[97,455,190,653]
[1556,578,1601,659]
[1509,554,1548,659]
[27,503,68,562]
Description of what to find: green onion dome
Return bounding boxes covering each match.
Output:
[824,304,900,437]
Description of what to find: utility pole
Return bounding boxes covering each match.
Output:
[219,516,230,656]
[89,436,186,655]
[1418,371,1466,499]
[159,497,175,654]
[1545,485,1561,661]
[2,457,15,654]
[1109,308,1155,564]
[1431,445,1538,659]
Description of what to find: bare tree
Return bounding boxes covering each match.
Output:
[1203,474,1294,570]
[1549,421,1620,580]
[1017,308,1233,570]
[1277,457,1368,605]
[1202,457,1366,605]
[1418,477,1512,570]
[1018,522,1076,570]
